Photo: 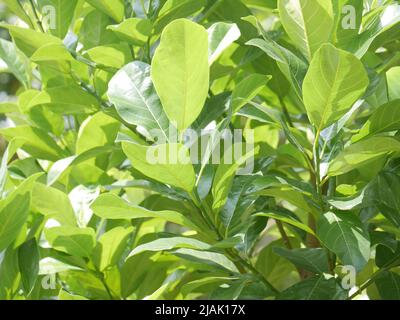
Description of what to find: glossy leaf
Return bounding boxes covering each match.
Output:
[278,0,334,61]
[151,19,209,131]
[317,211,370,271]
[122,141,196,193]
[108,62,172,142]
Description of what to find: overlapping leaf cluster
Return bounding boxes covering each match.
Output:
[0,0,400,300]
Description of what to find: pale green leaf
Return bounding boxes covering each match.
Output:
[256,212,316,236]
[0,126,65,161]
[45,226,96,258]
[107,18,152,46]
[122,141,196,193]
[151,19,209,131]
[302,44,369,130]
[128,237,210,258]
[86,44,131,69]
[93,226,133,271]
[86,0,125,22]
[91,193,198,231]
[278,0,334,61]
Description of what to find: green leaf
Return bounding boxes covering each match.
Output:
[58,270,109,299]
[208,22,241,65]
[278,275,347,300]
[231,74,270,113]
[256,212,316,236]
[375,271,400,300]
[108,62,172,142]
[86,0,125,22]
[255,238,300,291]
[181,277,238,296]
[37,0,78,39]
[127,237,210,258]
[0,248,20,299]
[257,188,316,214]
[0,126,65,161]
[212,144,258,212]
[273,247,330,274]
[107,18,152,46]
[0,174,41,251]
[30,43,74,63]
[59,290,89,300]
[367,172,400,227]
[0,102,17,114]
[85,44,131,69]
[334,0,363,49]
[39,257,83,275]
[79,10,118,49]
[154,0,206,33]
[387,67,400,100]
[0,24,61,57]
[151,19,209,131]
[122,141,196,193]
[0,138,25,195]
[26,85,100,115]
[45,226,96,258]
[353,100,400,142]
[302,44,369,130]
[246,37,307,100]
[93,226,133,271]
[317,211,370,271]
[76,112,120,154]
[328,137,400,176]
[2,0,35,28]
[31,183,76,226]
[0,38,30,88]
[342,4,400,58]
[91,193,199,231]
[46,146,116,186]
[172,248,238,273]
[278,0,334,61]
[18,239,40,295]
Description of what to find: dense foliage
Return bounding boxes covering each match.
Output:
[1,0,400,300]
